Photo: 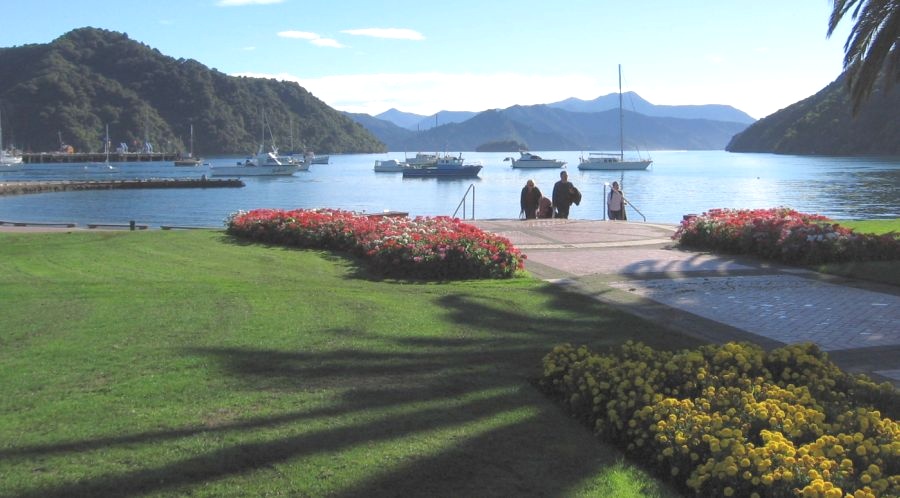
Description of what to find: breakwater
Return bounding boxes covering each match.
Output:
[21,152,177,163]
[0,178,244,196]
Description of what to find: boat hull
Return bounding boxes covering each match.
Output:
[578,160,652,171]
[173,159,202,166]
[511,159,565,168]
[402,165,482,178]
[209,165,301,176]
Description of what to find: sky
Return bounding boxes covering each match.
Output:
[1,1,854,120]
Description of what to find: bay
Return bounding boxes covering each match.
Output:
[0,150,897,227]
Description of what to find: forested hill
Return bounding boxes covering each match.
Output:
[726,72,900,155]
[0,27,385,155]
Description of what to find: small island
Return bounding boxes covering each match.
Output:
[475,140,527,152]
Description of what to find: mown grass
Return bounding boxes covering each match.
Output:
[0,230,702,497]
[818,218,900,286]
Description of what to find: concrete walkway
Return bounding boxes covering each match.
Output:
[473,219,900,386]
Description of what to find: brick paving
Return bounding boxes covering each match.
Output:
[473,219,900,385]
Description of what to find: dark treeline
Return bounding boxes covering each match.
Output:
[0,27,385,155]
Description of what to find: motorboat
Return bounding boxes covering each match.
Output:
[373,159,408,172]
[210,110,306,176]
[402,153,482,178]
[506,151,565,168]
[578,65,652,171]
[210,148,303,177]
[309,154,329,164]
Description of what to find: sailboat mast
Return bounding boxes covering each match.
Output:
[618,64,624,161]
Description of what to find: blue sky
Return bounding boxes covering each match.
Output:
[2,0,853,119]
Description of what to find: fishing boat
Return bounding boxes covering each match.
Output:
[373,158,408,172]
[402,153,482,178]
[0,108,24,172]
[578,65,652,171]
[174,124,202,166]
[506,151,566,168]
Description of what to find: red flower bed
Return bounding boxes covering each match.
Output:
[673,208,899,265]
[226,208,526,279]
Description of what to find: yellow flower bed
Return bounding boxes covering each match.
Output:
[540,342,899,497]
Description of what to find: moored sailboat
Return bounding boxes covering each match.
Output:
[579,65,652,171]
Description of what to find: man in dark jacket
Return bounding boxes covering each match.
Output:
[552,170,579,219]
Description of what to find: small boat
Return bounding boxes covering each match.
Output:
[579,65,652,171]
[402,153,482,178]
[373,159,408,172]
[210,148,303,177]
[309,154,329,164]
[210,110,306,177]
[174,124,203,166]
[506,151,566,168]
[0,108,24,172]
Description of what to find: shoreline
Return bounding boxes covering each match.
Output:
[0,178,243,197]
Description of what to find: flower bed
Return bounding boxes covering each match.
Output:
[540,341,899,498]
[673,208,900,265]
[226,208,525,279]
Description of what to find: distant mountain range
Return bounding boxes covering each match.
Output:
[348,97,754,152]
[727,72,900,155]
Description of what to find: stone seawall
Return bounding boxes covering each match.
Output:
[0,178,244,196]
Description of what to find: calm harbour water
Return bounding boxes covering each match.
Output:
[0,150,898,227]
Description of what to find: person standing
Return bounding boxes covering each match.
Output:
[519,179,542,219]
[608,181,625,220]
[552,170,579,219]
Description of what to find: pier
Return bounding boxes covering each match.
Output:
[20,151,178,163]
[0,178,244,196]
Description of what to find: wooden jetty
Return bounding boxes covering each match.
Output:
[0,178,244,196]
[21,152,177,164]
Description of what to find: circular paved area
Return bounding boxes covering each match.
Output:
[473,219,900,385]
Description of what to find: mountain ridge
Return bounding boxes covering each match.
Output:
[0,27,385,155]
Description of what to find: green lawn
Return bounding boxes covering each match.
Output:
[0,230,701,497]
[836,218,900,235]
[817,218,900,286]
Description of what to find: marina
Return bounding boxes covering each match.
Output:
[0,150,896,228]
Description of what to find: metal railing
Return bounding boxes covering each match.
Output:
[623,195,646,222]
[452,183,476,219]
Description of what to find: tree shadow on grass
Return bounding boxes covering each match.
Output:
[7,283,691,498]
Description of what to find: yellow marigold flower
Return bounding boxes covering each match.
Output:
[723,486,734,496]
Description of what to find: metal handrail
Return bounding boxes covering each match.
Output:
[622,195,646,222]
[452,183,476,219]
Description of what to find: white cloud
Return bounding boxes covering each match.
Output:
[216,0,283,6]
[235,71,604,116]
[341,28,424,41]
[278,31,345,48]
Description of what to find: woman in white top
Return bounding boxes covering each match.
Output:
[608,181,625,220]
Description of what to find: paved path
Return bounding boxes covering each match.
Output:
[473,219,900,385]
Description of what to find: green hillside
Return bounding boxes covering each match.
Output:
[726,72,900,155]
[0,27,385,155]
